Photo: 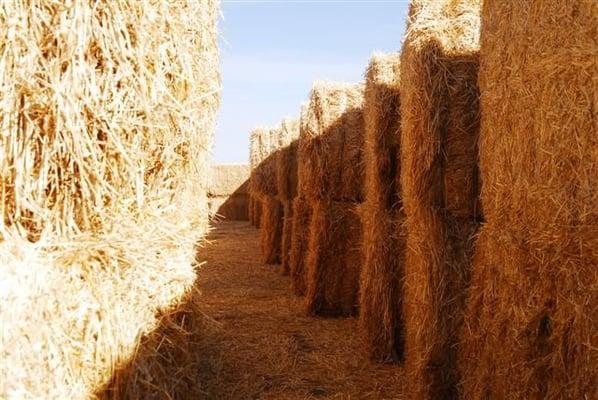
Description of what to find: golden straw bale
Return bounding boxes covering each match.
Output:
[399,1,481,398]
[289,196,313,296]
[459,2,598,399]
[359,53,405,363]
[305,200,362,317]
[260,196,284,265]
[0,0,220,397]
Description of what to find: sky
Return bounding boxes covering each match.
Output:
[212,0,410,163]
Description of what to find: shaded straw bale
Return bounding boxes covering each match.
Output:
[299,82,365,202]
[260,196,284,265]
[280,201,294,276]
[359,53,405,363]
[209,194,250,221]
[458,2,598,399]
[399,0,481,398]
[0,0,220,397]
[277,119,300,202]
[305,200,362,317]
[289,196,313,296]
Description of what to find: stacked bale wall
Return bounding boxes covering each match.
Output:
[0,0,220,397]
[300,82,366,317]
[399,0,481,398]
[277,118,301,275]
[359,53,406,363]
[459,2,598,398]
[207,164,250,221]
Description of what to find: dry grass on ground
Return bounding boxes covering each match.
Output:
[195,221,406,399]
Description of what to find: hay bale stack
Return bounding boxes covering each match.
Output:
[277,118,300,275]
[359,53,406,363]
[252,127,284,264]
[207,163,250,221]
[299,82,365,202]
[399,1,481,398]
[289,103,313,293]
[459,2,598,398]
[0,0,220,398]
[299,82,366,317]
[249,127,271,227]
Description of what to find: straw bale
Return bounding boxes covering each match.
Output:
[305,200,362,317]
[280,201,294,276]
[399,1,481,398]
[289,196,313,296]
[208,163,250,197]
[208,194,250,221]
[0,1,220,397]
[298,82,365,202]
[260,196,284,265]
[459,2,598,399]
[359,53,405,363]
[276,119,300,202]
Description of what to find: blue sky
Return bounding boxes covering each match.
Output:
[212,0,410,163]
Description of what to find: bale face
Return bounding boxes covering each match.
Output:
[260,196,284,265]
[298,82,365,202]
[359,53,405,363]
[399,1,481,398]
[289,196,313,296]
[459,2,598,399]
[305,200,362,317]
[359,208,406,362]
[276,142,299,202]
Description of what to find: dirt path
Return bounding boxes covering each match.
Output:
[195,221,405,399]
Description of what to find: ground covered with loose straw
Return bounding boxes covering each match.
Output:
[192,221,406,399]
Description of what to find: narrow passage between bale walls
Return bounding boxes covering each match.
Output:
[4,0,596,398]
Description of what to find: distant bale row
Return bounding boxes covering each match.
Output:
[208,164,250,221]
[0,0,220,398]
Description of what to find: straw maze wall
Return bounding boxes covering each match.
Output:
[247,1,597,398]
